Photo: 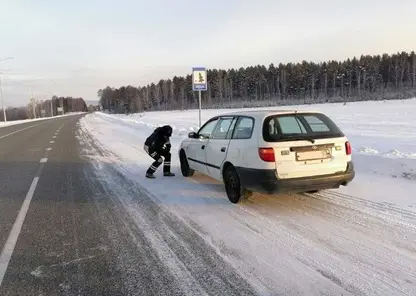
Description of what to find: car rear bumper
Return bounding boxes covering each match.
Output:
[235,161,355,195]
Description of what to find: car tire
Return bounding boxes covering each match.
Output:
[223,165,252,204]
[179,150,195,177]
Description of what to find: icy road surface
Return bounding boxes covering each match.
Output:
[78,99,416,295]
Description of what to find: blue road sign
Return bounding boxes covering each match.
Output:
[192,67,207,91]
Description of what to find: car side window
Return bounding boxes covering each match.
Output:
[303,115,330,132]
[277,116,307,134]
[198,119,219,139]
[212,118,234,139]
[225,117,237,139]
[232,117,254,139]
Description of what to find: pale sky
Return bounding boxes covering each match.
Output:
[0,0,415,107]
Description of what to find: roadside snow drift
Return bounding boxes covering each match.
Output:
[78,99,416,296]
[0,112,86,128]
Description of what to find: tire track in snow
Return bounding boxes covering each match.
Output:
[78,114,416,296]
[285,192,416,255]
[301,191,416,254]
[77,127,267,296]
[239,194,416,295]
[309,190,416,220]
[124,164,413,296]
[150,176,416,295]
[181,185,414,296]
[78,121,350,295]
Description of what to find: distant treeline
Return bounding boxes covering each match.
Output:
[98,51,416,114]
[0,96,88,121]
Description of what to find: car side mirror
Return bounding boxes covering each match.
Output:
[188,132,197,138]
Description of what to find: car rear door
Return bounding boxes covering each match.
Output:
[205,116,237,181]
[262,113,350,179]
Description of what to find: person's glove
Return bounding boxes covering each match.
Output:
[161,145,170,153]
[164,140,171,151]
[144,145,149,153]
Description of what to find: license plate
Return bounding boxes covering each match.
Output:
[296,149,331,161]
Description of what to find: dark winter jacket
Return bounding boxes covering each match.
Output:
[144,125,173,152]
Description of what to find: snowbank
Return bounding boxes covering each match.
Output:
[0,112,87,128]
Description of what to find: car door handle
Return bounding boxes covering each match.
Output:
[201,145,205,150]
[220,147,226,152]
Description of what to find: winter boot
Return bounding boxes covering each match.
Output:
[163,172,175,177]
[146,173,156,179]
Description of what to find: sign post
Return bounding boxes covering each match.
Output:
[192,67,207,128]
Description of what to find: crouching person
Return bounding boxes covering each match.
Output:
[143,125,175,178]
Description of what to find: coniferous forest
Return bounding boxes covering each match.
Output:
[98,51,416,114]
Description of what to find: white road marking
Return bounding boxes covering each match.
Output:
[0,124,41,140]
[0,120,69,286]
[50,141,54,144]
[0,177,40,286]
[52,136,56,138]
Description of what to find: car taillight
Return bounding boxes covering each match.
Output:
[259,148,275,162]
[345,141,352,155]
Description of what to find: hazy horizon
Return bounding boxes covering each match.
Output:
[1,0,415,107]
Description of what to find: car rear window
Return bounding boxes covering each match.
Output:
[263,113,344,142]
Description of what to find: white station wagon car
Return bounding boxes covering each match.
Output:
[178,110,355,204]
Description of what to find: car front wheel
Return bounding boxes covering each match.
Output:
[179,150,195,177]
[223,165,252,204]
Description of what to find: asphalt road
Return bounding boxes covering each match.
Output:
[0,115,123,296]
[0,115,260,296]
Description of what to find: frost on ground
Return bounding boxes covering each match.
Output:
[78,99,416,295]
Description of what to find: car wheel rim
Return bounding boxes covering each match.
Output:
[226,171,239,199]
[229,175,238,189]
[180,155,188,173]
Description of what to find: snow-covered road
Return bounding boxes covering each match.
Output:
[77,99,416,295]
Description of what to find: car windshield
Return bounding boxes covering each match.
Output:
[263,113,344,142]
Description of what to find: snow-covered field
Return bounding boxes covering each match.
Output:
[78,99,416,295]
[0,112,86,128]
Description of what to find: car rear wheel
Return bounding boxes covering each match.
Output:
[223,165,252,204]
[179,150,194,177]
